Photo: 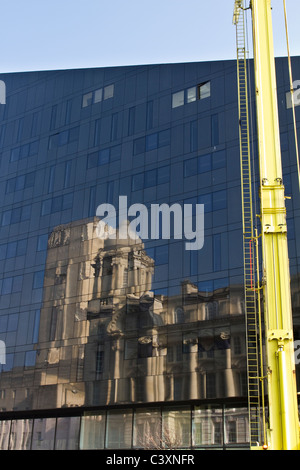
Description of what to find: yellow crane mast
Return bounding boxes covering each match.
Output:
[233,0,300,450]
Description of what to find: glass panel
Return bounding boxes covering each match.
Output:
[184,158,197,177]
[82,92,93,108]
[155,245,169,265]
[133,408,161,449]
[145,169,157,188]
[211,114,219,146]
[94,88,103,103]
[158,129,170,147]
[198,154,211,173]
[172,91,184,108]
[162,407,191,449]
[132,173,144,191]
[193,405,223,447]
[199,81,211,100]
[9,419,33,450]
[198,193,212,213]
[87,152,98,169]
[212,150,226,170]
[105,410,133,449]
[133,137,145,155]
[98,149,110,165]
[6,241,17,258]
[0,420,11,450]
[213,190,227,210]
[224,407,249,445]
[55,417,80,450]
[146,133,158,151]
[157,165,169,185]
[32,418,56,450]
[104,84,114,100]
[187,87,197,103]
[80,412,106,449]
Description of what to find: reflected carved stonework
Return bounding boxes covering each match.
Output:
[48,225,71,248]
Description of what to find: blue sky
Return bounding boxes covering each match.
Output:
[0,0,299,73]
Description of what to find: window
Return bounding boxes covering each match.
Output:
[9,420,33,450]
[2,277,22,297]
[106,410,133,449]
[104,84,114,100]
[88,186,96,217]
[198,193,212,213]
[158,129,170,147]
[55,417,80,450]
[193,406,223,446]
[187,86,197,103]
[172,90,184,108]
[10,141,39,162]
[48,126,79,150]
[32,310,40,343]
[2,278,13,295]
[87,146,121,169]
[212,150,226,169]
[50,105,57,130]
[133,137,145,155]
[94,88,103,104]
[134,130,170,155]
[82,85,114,108]
[213,190,227,211]
[96,348,104,377]
[33,271,44,289]
[99,149,110,165]
[211,114,219,147]
[41,193,73,216]
[1,205,31,226]
[172,82,211,108]
[198,153,212,173]
[155,245,169,265]
[82,92,93,108]
[64,161,72,188]
[190,120,198,152]
[162,408,191,449]
[132,173,144,191]
[138,338,153,358]
[144,169,157,188]
[146,101,154,130]
[65,99,72,125]
[128,107,135,136]
[6,172,35,194]
[157,165,169,185]
[213,234,221,271]
[146,133,158,151]
[133,408,161,449]
[111,113,118,141]
[80,413,106,450]
[184,158,197,177]
[31,418,56,450]
[132,166,170,191]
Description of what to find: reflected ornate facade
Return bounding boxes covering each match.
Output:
[1,218,247,411]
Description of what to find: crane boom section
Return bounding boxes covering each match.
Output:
[251,0,300,450]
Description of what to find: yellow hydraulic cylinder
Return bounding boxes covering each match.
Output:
[251,0,300,450]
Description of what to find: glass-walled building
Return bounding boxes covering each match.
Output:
[0,58,299,450]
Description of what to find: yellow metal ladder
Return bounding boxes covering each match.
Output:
[234,1,264,447]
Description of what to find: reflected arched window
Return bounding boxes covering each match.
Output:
[174,307,184,324]
[205,301,219,320]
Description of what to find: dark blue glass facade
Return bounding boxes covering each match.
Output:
[0,58,299,450]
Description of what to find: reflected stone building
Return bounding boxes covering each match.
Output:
[31,218,247,410]
[0,57,299,449]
